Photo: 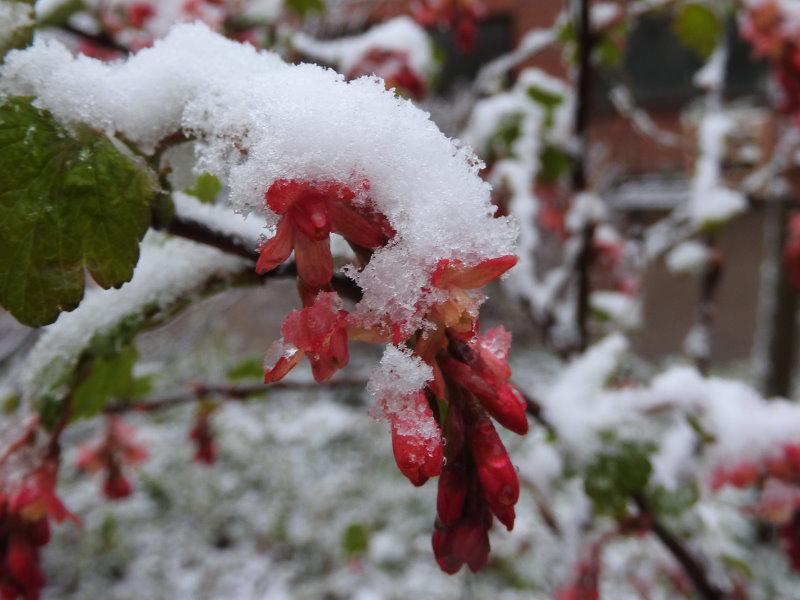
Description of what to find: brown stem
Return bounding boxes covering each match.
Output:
[576,222,596,352]
[518,388,557,436]
[105,379,367,413]
[634,494,725,600]
[571,0,596,352]
[60,23,129,54]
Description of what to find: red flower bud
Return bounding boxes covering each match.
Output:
[390,392,444,486]
[103,470,133,500]
[437,459,467,527]
[468,413,519,530]
[6,534,44,590]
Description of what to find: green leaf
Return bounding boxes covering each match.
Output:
[722,554,754,580]
[227,357,264,381]
[0,97,155,326]
[648,483,699,517]
[35,0,84,28]
[538,145,572,184]
[285,0,325,17]
[71,345,139,419]
[526,86,563,129]
[341,523,370,557]
[2,393,20,414]
[584,439,653,516]
[595,31,624,68]
[486,113,523,162]
[184,172,222,204]
[672,3,721,59]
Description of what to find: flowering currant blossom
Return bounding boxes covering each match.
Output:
[347,50,427,100]
[0,460,77,600]
[263,292,351,384]
[710,443,800,571]
[412,0,487,53]
[256,179,393,290]
[258,181,525,573]
[76,417,148,500]
[740,0,800,123]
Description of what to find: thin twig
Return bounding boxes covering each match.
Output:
[634,494,725,600]
[105,379,368,413]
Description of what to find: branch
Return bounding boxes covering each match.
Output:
[59,23,129,54]
[571,0,596,352]
[634,494,725,600]
[519,387,557,436]
[106,379,368,414]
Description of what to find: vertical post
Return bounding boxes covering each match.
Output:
[572,0,595,352]
[755,196,798,397]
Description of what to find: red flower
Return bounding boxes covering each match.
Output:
[388,390,444,486]
[1,461,77,599]
[709,461,761,491]
[347,49,427,100]
[76,417,148,501]
[189,407,217,465]
[8,462,78,526]
[263,292,350,383]
[412,0,486,53]
[127,2,155,28]
[256,178,393,289]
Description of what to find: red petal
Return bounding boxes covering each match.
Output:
[308,327,350,382]
[389,392,444,486]
[437,460,467,527]
[103,471,133,500]
[457,521,490,573]
[265,179,304,214]
[432,527,463,574]
[289,195,331,241]
[329,199,390,249]
[6,534,44,589]
[432,255,518,289]
[256,218,294,274]
[293,234,333,288]
[263,338,303,383]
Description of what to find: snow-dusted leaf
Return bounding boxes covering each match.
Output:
[0,97,155,326]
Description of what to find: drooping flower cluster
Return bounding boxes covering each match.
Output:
[256,174,526,573]
[0,461,77,600]
[412,0,486,53]
[76,417,148,500]
[711,443,800,570]
[740,0,800,123]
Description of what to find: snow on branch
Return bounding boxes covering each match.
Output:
[17,233,250,404]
